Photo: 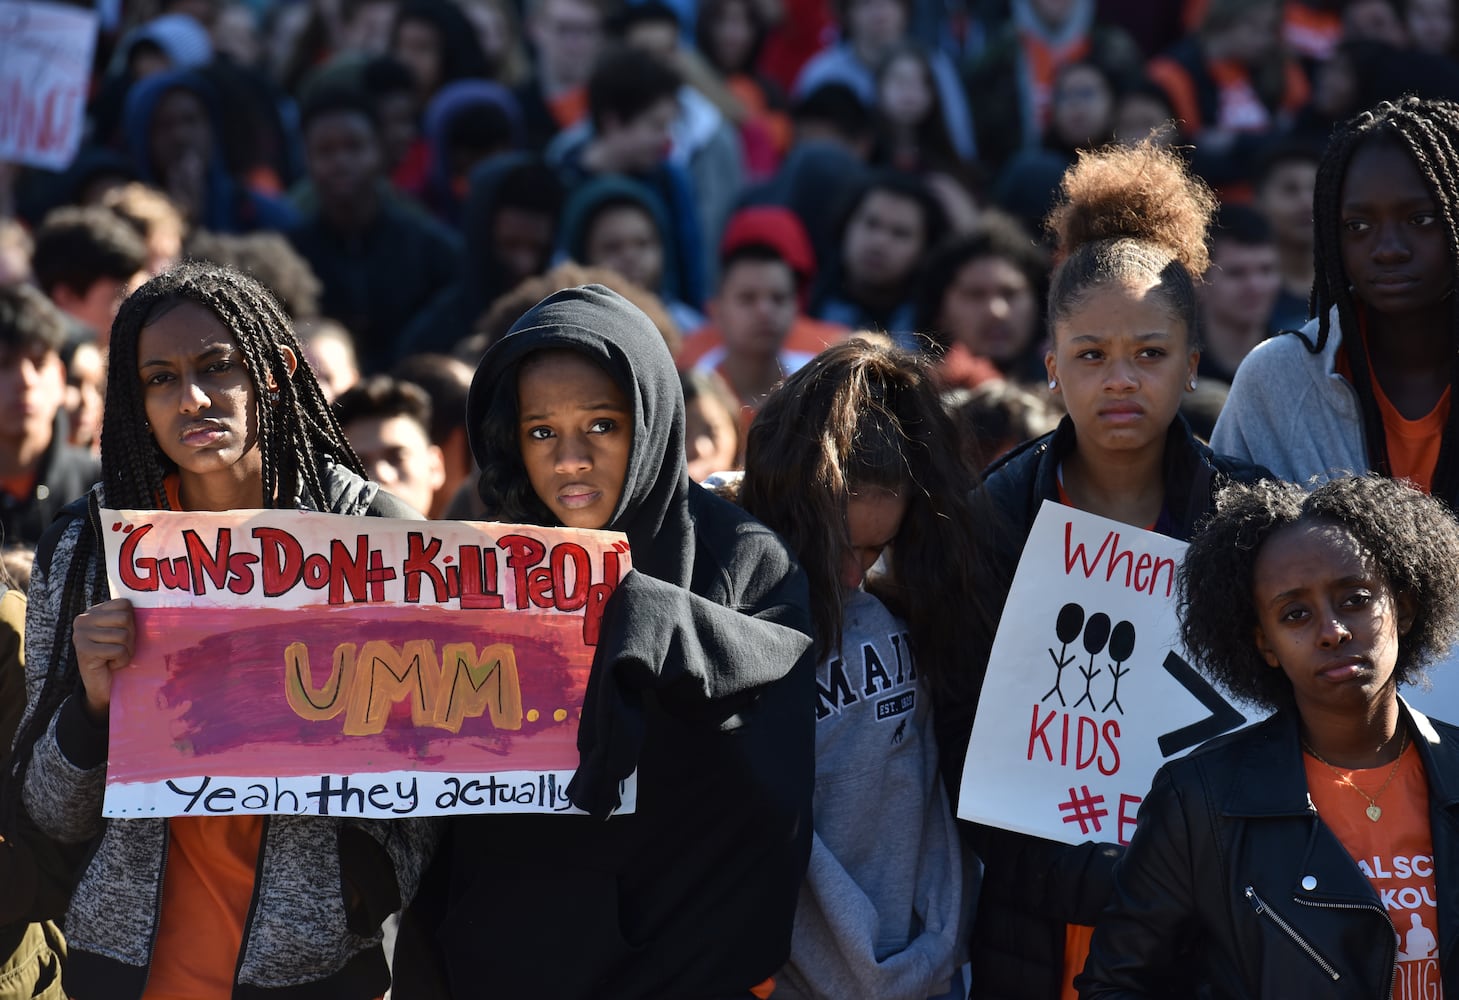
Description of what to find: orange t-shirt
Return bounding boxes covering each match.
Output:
[1337,325,1452,493]
[676,316,848,373]
[0,470,36,502]
[548,86,588,130]
[1061,924,1096,1000]
[143,815,265,999]
[1305,744,1443,1000]
[144,470,266,999]
[1372,376,1451,495]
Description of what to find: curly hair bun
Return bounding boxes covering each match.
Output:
[1046,139,1217,277]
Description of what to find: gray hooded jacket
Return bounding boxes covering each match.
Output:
[18,464,437,1000]
[1210,312,1370,484]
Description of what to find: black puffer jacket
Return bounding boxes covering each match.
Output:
[936,415,1268,1000]
[1080,701,1459,998]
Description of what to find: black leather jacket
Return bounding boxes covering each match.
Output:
[1080,700,1459,998]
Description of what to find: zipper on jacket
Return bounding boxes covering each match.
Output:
[229,814,271,997]
[1244,886,1341,982]
[1293,895,1397,1000]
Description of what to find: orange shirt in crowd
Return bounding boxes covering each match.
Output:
[676,316,848,374]
[549,87,588,131]
[1338,321,1452,494]
[0,470,36,504]
[1372,375,1451,495]
[679,316,848,441]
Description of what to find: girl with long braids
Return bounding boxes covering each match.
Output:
[4,261,435,999]
[1213,96,1459,501]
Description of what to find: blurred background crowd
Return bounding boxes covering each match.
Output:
[3,0,1459,574]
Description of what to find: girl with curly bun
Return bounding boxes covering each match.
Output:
[936,138,1268,1000]
[1080,475,1459,997]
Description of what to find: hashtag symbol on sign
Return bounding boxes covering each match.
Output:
[1057,786,1108,835]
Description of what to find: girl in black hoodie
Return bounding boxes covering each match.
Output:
[405,283,816,999]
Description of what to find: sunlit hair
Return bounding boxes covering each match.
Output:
[740,339,993,695]
[1179,476,1459,711]
[1045,138,1216,348]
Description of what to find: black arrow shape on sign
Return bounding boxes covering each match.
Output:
[1157,650,1246,758]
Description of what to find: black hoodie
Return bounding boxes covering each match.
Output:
[426,284,815,998]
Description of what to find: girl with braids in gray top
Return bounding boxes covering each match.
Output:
[2,261,435,1000]
[1214,96,1459,502]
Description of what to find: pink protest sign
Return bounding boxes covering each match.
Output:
[100,508,633,819]
[958,502,1251,846]
[0,0,98,169]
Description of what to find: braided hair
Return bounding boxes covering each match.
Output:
[1,261,363,833]
[1309,97,1459,502]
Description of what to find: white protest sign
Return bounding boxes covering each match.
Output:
[0,0,97,169]
[99,507,636,819]
[958,501,1252,846]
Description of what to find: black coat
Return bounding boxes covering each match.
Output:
[936,415,1269,1000]
[398,285,816,1000]
[1081,701,1459,998]
[0,433,98,553]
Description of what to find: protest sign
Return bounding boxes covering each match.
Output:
[0,0,97,169]
[958,501,1251,846]
[100,507,633,819]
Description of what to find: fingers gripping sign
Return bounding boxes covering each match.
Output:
[73,597,137,723]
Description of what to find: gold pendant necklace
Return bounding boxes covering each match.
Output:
[1302,731,1408,822]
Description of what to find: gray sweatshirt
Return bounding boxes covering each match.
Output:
[1210,313,1370,483]
[777,590,970,1000]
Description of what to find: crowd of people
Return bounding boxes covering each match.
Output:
[5,0,1459,997]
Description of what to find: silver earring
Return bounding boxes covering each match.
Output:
[1188,377,1198,390]
[1048,378,1058,390]
[269,388,281,406]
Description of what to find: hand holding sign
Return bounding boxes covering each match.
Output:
[959,502,1249,846]
[71,597,137,724]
